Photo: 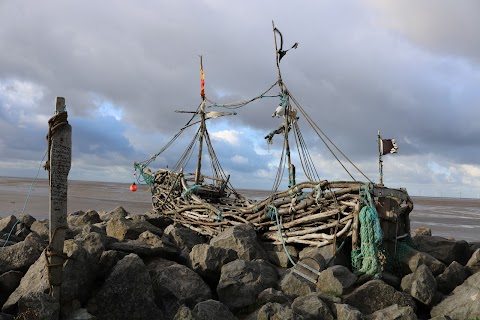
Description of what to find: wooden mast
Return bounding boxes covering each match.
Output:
[272,21,294,187]
[378,129,384,186]
[195,56,206,186]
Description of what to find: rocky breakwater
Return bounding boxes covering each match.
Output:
[0,208,479,320]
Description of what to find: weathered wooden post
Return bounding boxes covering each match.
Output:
[45,97,71,303]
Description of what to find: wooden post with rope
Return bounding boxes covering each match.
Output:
[46,96,71,304]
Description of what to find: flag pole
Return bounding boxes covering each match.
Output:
[378,129,384,186]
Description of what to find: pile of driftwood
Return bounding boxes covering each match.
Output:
[140,167,412,248]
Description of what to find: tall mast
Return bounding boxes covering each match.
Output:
[195,56,206,186]
[272,21,294,186]
[378,129,384,186]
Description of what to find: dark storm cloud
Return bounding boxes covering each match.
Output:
[1,0,480,195]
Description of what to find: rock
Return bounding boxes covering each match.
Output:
[167,225,206,252]
[99,206,128,221]
[173,304,193,320]
[190,243,238,284]
[0,271,23,307]
[18,214,36,228]
[106,216,163,241]
[344,280,416,315]
[333,303,365,320]
[317,265,357,296]
[430,272,480,319]
[407,264,437,305]
[299,243,348,267]
[380,271,401,289]
[68,210,102,228]
[0,215,17,234]
[74,232,108,258]
[86,253,163,320]
[264,243,298,268]
[14,225,30,239]
[279,268,318,300]
[436,261,470,294]
[142,211,173,229]
[411,227,431,237]
[64,308,98,320]
[29,219,49,241]
[466,248,480,274]
[192,299,237,320]
[256,302,298,320]
[210,224,268,261]
[402,248,446,276]
[365,304,417,320]
[61,240,101,306]
[257,288,291,305]
[413,235,470,266]
[217,259,278,311]
[97,250,128,279]
[0,312,14,320]
[2,249,49,313]
[291,293,334,320]
[149,262,212,319]
[469,242,480,255]
[16,292,60,320]
[107,232,180,259]
[0,234,45,274]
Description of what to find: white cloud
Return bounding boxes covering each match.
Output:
[210,130,241,145]
[231,155,248,165]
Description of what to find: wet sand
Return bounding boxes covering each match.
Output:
[1,177,479,242]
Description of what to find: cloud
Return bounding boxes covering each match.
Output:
[0,0,479,198]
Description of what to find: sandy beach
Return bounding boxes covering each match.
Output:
[1,176,479,242]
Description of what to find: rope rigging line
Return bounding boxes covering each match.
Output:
[285,86,372,182]
[2,150,48,247]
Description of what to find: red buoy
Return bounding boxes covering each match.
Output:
[130,182,137,192]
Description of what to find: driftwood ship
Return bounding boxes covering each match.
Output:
[134,23,413,277]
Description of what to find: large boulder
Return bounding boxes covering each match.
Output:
[192,300,237,320]
[29,220,49,241]
[0,271,23,307]
[333,303,364,320]
[86,253,163,320]
[0,216,17,235]
[263,243,298,268]
[257,288,291,305]
[15,292,60,320]
[149,262,212,319]
[210,224,268,261]
[401,264,436,305]
[106,216,163,241]
[430,272,480,319]
[402,248,446,276]
[165,225,206,253]
[466,248,480,274]
[436,261,470,294]
[67,210,102,229]
[107,231,180,259]
[189,243,238,284]
[344,280,416,315]
[217,259,278,311]
[0,234,45,274]
[413,235,470,266]
[316,265,357,296]
[366,304,417,320]
[255,302,299,320]
[279,268,318,300]
[291,293,334,320]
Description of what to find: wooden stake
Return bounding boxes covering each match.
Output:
[48,97,71,302]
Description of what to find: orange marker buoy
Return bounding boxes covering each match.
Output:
[130,182,137,192]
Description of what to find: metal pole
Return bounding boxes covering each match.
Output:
[48,97,71,303]
[378,129,383,186]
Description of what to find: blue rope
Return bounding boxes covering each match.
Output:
[182,185,199,198]
[216,211,223,222]
[267,205,296,266]
[2,150,47,247]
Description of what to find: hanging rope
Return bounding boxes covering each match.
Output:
[44,112,69,172]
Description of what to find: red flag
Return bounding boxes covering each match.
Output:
[200,67,205,98]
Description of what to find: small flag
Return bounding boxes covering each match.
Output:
[200,67,205,98]
[381,139,398,155]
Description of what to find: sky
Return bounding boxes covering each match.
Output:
[1,0,480,198]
